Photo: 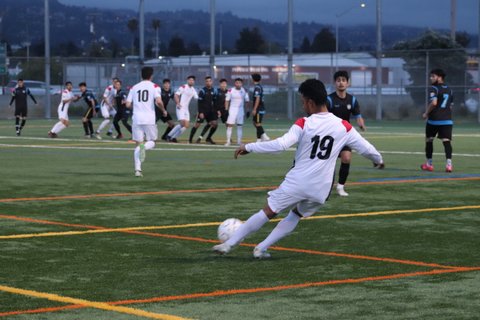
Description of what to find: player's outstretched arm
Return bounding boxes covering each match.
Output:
[234,144,249,159]
[346,127,384,168]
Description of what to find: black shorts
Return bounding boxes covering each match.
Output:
[337,145,352,158]
[156,110,173,123]
[220,110,229,123]
[83,107,94,119]
[205,110,218,122]
[426,123,452,140]
[253,112,264,125]
[15,106,27,117]
[115,109,131,122]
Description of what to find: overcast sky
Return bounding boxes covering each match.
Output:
[57,0,478,34]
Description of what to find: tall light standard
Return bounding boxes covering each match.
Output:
[335,2,366,70]
[375,0,382,121]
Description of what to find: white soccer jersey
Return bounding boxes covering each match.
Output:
[175,84,198,108]
[126,80,161,125]
[102,84,116,106]
[57,89,74,119]
[245,112,383,204]
[226,87,249,109]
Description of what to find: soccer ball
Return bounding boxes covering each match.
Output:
[217,218,243,243]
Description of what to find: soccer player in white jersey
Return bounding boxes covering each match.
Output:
[213,79,385,258]
[224,78,250,146]
[126,67,166,177]
[95,77,119,139]
[167,75,198,142]
[48,81,77,138]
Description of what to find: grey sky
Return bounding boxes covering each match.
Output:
[57,0,478,34]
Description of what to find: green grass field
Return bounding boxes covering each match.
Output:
[0,118,479,319]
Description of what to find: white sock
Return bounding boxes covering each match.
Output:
[168,124,181,138]
[51,122,63,133]
[256,211,300,252]
[226,127,232,143]
[225,210,270,247]
[145,141,155,150]
[174,126,187,138]
[134,146,141,171]
[108,123,114,133]
[237,125,243,144]
[337,184,345,190]
[97,119,110,133]
[55,123,66,134]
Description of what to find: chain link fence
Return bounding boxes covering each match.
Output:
[1,50,479,122]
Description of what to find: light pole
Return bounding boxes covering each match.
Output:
[335,2,366,70]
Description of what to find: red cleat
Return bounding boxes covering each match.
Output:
[445,164,453,173]
[421,163,434,172]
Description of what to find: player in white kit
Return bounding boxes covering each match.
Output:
[126,67,166,177]
[213,79,385,258]
[95,77,119,139]
[224,78,250,146]
[167,75,198,142]
[48,81,77,138]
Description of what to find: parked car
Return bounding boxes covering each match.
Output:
[5,80,57,95]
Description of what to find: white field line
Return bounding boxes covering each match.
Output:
[1,142,479,158]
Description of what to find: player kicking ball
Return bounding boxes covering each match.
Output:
[213,79,385,259]
[126,67,166,177]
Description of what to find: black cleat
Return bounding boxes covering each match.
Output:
[196,138,202,144]
[171,138,178,143]
[206,138,216,145]
[106,131,113,136]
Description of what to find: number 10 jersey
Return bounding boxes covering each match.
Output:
[126,80,162,125]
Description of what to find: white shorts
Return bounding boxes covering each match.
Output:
[267,185,322,217]
[132,124,158,142]
[101,104,117,119]
[57,105,69,121]
[226,107,244,125]
[176,106,190,121]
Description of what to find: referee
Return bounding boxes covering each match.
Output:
[9,79,38,136]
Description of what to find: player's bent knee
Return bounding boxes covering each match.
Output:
[263,205,277,219]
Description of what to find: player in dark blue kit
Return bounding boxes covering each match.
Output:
[9,79,37,136]
[327,70,366,196]
[251,73,270,142]
[112,80,131,139]
[421,69,454,173]
[156,79,176,141]
[79,82,97,138]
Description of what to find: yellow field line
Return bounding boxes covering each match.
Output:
[0,205,478,240]
[0,284,191,320]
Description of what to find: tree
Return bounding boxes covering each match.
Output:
[311,28,335,53]
[127,18,139,55]
[235,27,266,54]
[299,36,311,53]
[168,36,186,57]
[393,30,472,106]
[151,19,161,58]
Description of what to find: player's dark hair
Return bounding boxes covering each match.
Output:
[430,68,446,79]
[79,82,87,87]
[234,78,243,82]
[251,73,261,82]
[298,79,327,107]
[334,70,349,81]
[187,75,196,80]
[18,79,24,82]
[116,80,122,84]
[141,67,154,80]
[219,78,227,83]
[112,77,120,82]
[205,76,212,80]
[163,78,171,83]
[65,81,72,86]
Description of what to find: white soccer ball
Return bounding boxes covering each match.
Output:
[217,218,243,243]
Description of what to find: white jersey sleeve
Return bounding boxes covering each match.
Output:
[175,85,185,97]
[245,119,303,154]
[225,89,232,102]
[345,127,383,164]
[243,89,250,102]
